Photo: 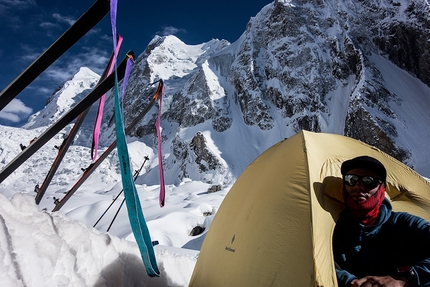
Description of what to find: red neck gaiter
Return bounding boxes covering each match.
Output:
[343,184,386,226]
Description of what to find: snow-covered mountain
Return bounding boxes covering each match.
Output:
[2,0,430,194]
[98,0,429,184]
[0,1,429,284]
[23,67,99,130]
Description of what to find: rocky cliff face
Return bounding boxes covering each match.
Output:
[112,0,429,184]
[32,0,430,185]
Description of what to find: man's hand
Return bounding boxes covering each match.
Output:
[350,276,409,287]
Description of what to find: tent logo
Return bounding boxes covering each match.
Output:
[225,234,236,253]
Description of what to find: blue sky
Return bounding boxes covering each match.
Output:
[0,0,272,127]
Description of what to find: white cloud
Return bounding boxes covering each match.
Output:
[0,0,35,9]
[0,0,35,24]
[44,67,73,82]
[36,86,54,95]
[158,25,187,36]
[38,13,76,33]
[52,12,75,26]
[41,47,110,83]
[0,99,33,123]
[39,21,58,29]
[18,44,40,64]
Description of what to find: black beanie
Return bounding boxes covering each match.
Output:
[341,156,387,182]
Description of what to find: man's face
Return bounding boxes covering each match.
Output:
[344,168,382,203]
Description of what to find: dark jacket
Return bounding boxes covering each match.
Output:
[333,198,430,287]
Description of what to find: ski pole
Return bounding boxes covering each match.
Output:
[93,156,149,228]
[93,189,124,228]
[106,197,126,232]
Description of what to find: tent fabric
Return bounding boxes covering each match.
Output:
[188,130,430,287]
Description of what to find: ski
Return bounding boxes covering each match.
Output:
[35,43,122,204]
[0,56,128,184]
[0,0,110,112]
[52,80,163,212]
[34,109,91,204]
[155,83,166,207]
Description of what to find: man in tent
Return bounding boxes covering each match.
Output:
[333,156,430,287]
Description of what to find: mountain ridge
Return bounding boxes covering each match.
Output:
[5,0,430,191]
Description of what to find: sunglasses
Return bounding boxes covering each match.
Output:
[344,174,382,189]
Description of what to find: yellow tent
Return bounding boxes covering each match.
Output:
[189,130,430,287]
